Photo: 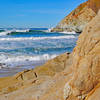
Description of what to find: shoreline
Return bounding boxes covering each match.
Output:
[0,61,45,77]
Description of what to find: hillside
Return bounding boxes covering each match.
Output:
[51,0,100,33]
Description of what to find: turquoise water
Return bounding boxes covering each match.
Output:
[0,28,79,70]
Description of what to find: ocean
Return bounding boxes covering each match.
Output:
[0,28,79,77]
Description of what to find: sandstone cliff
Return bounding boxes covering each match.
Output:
[88,0,100,13]
[63,10,100,100]
[51,0,100,33]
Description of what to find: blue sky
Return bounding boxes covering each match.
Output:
[0,0,87,28]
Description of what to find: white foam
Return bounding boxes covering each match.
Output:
[44,27,54,32]
[14,29,29,32]
[59,31,76,34]
[0,54,57,69]
[0,35,75,41]
[0,31,12,36]
[0,29,29,36]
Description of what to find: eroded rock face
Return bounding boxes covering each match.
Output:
[51,0,100,33]
[64,10,100,100]
[88,0,100,13]
[85,83,100,100]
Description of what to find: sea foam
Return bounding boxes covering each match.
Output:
[0,35,75,41]
[0,29,29,36]
[0,54,57,69]
[59,31,76,34]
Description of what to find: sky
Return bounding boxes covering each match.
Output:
[0,0,87,28]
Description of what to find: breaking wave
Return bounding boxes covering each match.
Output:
[0,54,57,69]
[0,35,76,41]
[0,29,29,36]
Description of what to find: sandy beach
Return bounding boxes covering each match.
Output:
[0,62,45,77]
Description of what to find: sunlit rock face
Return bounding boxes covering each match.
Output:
[52,0,100,33]
[64,10,100,100]
[88,0,100,13]
[85,83,100,100]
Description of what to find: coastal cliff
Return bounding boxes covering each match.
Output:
[63,10,100,100]
[51,0,100,33]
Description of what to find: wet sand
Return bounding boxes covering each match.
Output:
[0,61,45,77]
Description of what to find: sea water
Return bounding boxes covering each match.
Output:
[0,28,79,77]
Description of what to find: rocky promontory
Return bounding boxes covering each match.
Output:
[51,0,100,33]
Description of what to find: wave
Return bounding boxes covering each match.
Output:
[58,31,76,34]
[29,30,44,32]
[0,46,73,55]
[0,35,76,41]
[0,29,29,36]
[0,28,49,36]
[0,54,57,69]
[15,29,29,32]
[43,28,53,33]
[0,30,5,32]
[0,31,12,36]
[0,29,77,36]
[7,30,45,35]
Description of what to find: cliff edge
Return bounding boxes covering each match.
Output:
[63,9,100,100]
[51,0,100,33]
